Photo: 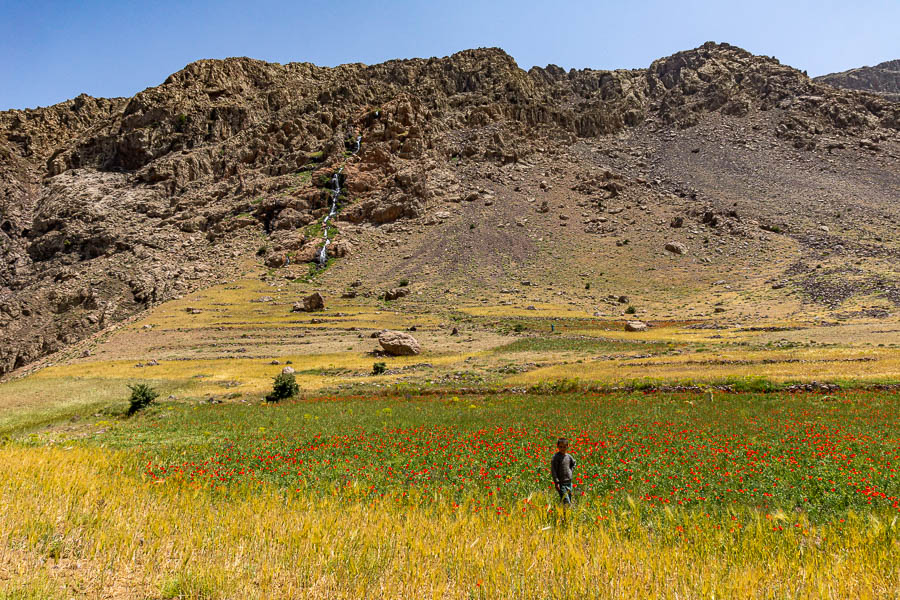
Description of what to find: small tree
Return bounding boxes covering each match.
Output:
[266,372,298,403]
[372,362,387,375]
[127,383,159,416]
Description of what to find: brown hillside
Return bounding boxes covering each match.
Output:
[1,42,899,375]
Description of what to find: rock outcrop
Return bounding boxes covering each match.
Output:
[816,60,900,101]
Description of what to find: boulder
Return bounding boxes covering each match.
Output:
[378,330,421,356]
[625,321,649,332]
[383,287,410,301]
[304,292,325,311]
[330,239,353,258]
[291,292,325,312]
[265,253,286,268]
[300,241,324,263]
[282,366,295,375]
[665,241,687,255]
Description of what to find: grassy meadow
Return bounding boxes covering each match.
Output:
[2,390,899,598]
[2,275,899,598]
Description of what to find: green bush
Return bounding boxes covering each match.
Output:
[127,383,159,416]
[398,278,409,287]
[625,305,637,314]
[372,362,387,375]
[266,372,299,403]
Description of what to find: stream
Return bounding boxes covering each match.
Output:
[317,135,361,267]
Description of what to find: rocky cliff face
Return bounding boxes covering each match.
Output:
[2,42,899,375]
[816,60,900,102]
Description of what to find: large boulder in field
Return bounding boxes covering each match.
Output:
[378,330,421,356]
[292,292,325,312]
[625,321,648,332]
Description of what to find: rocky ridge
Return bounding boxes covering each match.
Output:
[2,42,899,375]
[816,59,900,102]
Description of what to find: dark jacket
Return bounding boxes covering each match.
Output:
[551,451,576,484]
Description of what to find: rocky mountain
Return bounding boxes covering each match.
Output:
[816,59,900,101]
[2,41,899,376]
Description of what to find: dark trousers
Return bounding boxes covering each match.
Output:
[555,482,573,504]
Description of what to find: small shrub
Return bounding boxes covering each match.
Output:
[584,282,591,290]
[625,305,637,314]
[127,383,159,416]
[266,372,298,403]
[372,362,387,375]
[513,323,526,333]
[398,278,409,287]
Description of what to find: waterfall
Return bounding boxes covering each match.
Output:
[316,135,362,267]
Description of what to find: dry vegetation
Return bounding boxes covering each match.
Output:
[2,421,899,599]
[1,272,898,599]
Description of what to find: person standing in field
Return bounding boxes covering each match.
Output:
[551,437,576,505]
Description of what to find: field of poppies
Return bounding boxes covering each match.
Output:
[3,388,899,598]
[108,389,900,521]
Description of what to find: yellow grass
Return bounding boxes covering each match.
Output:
[507,347,900,386]
[127,276,440,332]
[1,446,897,599]
[458,304,596,318]
[25,351,477,398]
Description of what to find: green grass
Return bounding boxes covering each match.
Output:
[0,376,183,437]
[85,389,900,521]
[303,219,335,240]
[492,336,666,354]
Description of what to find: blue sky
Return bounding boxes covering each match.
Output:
[1,0,898,110]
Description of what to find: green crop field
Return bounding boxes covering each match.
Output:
[2,389,898,598]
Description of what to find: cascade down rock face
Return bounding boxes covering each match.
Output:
[1,42,899,375]
[378,331,421,356]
